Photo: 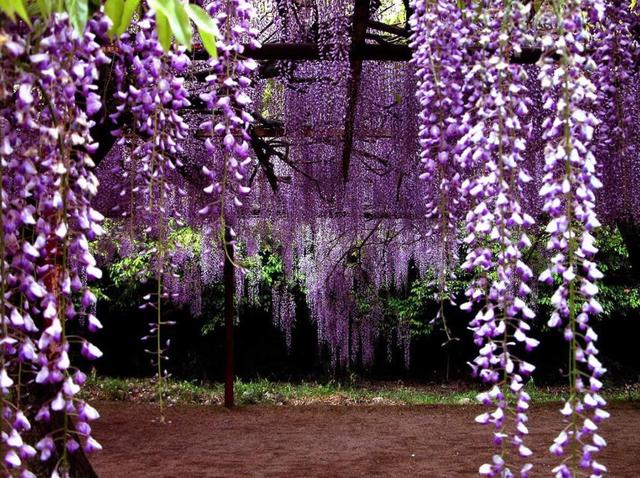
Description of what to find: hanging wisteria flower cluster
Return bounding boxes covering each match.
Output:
[537,0,609,474]
[0,12,108,475]
[409,0,468,340]
[3,0,639,475]
[592,0,640,219]
[111,11,191,421]
[199,0,259,245]
[408,0,611,475]
[459,0,539,475]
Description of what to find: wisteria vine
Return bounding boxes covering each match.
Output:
[409,0,614,475]
[199,0,259,246]
[111,11,191,422]
[458,0,540,475]
[2,0,638,476]
[537,0,609,474]
[409,0,468,343]
[0,12,108,475]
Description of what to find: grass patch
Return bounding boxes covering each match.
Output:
[80,376,640,407]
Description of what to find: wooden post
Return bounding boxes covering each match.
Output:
[223,226,235,409]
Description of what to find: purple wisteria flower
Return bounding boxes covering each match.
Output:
[110,12,192,421]
[409,0,468,340]
[537,0,609,475]
[448,0,537,474]
[0,11,109,475]
[198,0,259,243]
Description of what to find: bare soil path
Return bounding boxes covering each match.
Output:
[90,401,640,477]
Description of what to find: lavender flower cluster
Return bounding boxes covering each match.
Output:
[537,0,609,475]
[409,0,610,475]
[457,1,539,475]
[592,0,640,220]
[198,0,259,242]
[111,12,192,421]
[410,0,469,344]
[111,12,191,228]
[0,13,109,475]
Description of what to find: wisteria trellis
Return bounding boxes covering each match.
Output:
[1,0,639,476]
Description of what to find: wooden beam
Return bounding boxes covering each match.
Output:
[193,41,412,62]
[341,0,371,183]
[249,128,280,192]
[367,19,409,38]
[192,41,546,65]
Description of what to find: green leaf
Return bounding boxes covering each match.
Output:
[65,0,89,34]
[0,0,21,20]
[105,0,124,35]
[185,3,219,57]
[148,0,192,49]
[114,0,140,36]
[198,27,218,59]
[172,0,192,49]
[13,0,31,25]
[184,3,219,36]
[155,10,172,51]
[34,0,52,18]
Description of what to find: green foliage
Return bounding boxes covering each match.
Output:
[102,225,201,311]
[197,240,306,335]
[2,0,103,32]
[104,246,152,309]
[145,0,220,55]
[261,80,274,118]
[381,265,470,340]
[100,223,639,342]
[591,226,640,316]
[199,282,224,335]
[2,0,220,57]
[260,250,284,286]
[168,225,202,255]
[105,0,140,37]
[107,225,200,289]
[65,0,88,33]
[385,279,436,337]
[261,79,285,119]
[525,225,640,324]
[148,0,191,49]
[0,0,31,25]
[184,2,219,58]
[109,250,152,288]
[379,0,406,25]
[89,284,110,303]
[2,0,100,33]
[155,8,171,50]
[82,375,640,406]
[379,225,639,342]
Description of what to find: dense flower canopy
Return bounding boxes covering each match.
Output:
[1,0,639,475]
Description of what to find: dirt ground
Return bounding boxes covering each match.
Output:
[90,401,640,477]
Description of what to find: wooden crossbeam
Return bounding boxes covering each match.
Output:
[193,41,545,65]
[193,41,411,61]
[367,19,408,37]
